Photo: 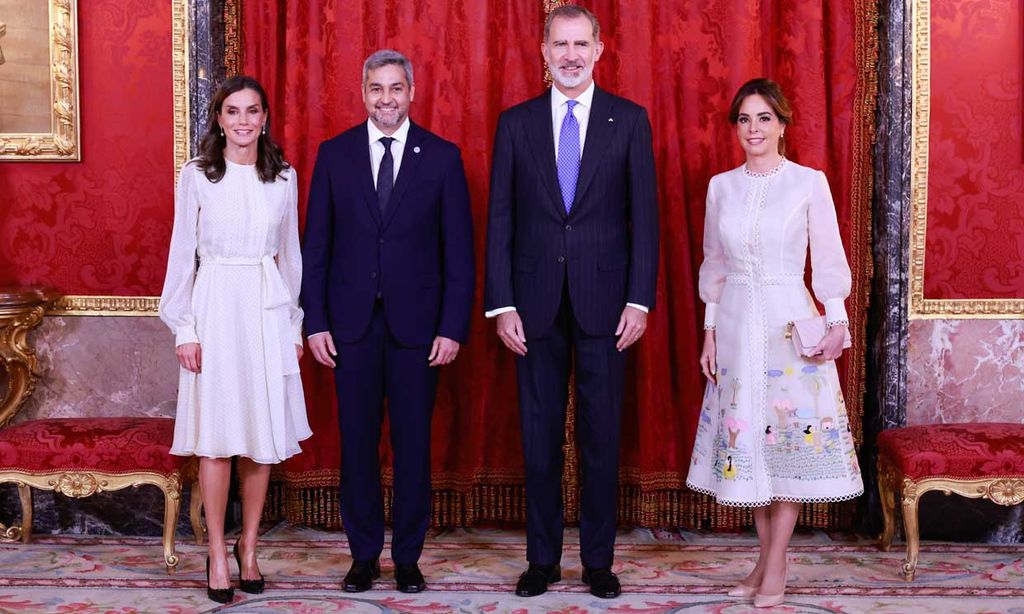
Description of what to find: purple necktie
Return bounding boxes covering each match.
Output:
[557,100,580,214]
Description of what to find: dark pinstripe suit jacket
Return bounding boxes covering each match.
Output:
[484,86,659,339]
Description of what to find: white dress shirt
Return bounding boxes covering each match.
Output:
[485,83,647,318]
[368,117,410,187]
[551,81,594,161]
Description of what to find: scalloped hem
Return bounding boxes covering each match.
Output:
[686,480,864,508]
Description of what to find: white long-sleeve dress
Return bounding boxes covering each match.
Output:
[686,160,864,506]
[159,159,311,464]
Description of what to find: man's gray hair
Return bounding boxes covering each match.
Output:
[544,5,601,41]
[362,49,414,87]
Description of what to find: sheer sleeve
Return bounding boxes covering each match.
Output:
[276,167,304,345]
[808,170,852,326]
[698,177,726,329]
[159,162,201,346]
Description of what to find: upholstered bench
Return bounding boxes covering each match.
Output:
[0,417,203,572]
[877,423,1024,580]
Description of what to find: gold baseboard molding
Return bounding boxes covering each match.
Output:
[48,296,159,316]
[910,298,1024,320]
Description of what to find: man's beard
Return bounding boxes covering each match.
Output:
[551,61,593,89]
[373,106,405,128]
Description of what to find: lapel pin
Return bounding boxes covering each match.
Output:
[413,146,421,153]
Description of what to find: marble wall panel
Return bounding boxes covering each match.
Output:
[14,316,178,425]
[907,319,1024,426]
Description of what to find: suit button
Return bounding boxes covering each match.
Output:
[379,238,385,244]
[557,256,565,263]
[564,224,571,231]
[370,271,377,279]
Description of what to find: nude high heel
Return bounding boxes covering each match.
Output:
[727,583,758,599]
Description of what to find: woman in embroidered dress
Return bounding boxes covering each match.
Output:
[686,79,863,608]
[160,76,311,603]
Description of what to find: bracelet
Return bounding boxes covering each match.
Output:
[826,319,849,329]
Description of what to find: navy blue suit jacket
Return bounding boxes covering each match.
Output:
[484,87,659,339]
[301,121,474,346]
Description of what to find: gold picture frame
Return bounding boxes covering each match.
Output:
[0,0,79,161]
[909,0,1024,319]
[47,0,190,316]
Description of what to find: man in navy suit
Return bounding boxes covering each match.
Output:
[301,49,474,594]
[484,6,658,599]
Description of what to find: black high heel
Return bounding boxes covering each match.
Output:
[206,556,234,603]
[233,540,266,594]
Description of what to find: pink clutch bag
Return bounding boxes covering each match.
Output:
[786,316,851,357]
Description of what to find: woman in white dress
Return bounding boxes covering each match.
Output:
[160,76,311,603]
[686,79,863,608]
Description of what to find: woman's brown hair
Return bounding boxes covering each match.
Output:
[728,78,793,156]
[196,75,289,183]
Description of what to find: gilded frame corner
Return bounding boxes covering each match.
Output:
[0,0,80,161]
[53,0,189,316]
[909,0,1024,319]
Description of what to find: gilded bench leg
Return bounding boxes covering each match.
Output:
[190,480,205,546]
[17,483,31,544]
[877,458,898,552]
[900,478,921,581]
[162,475,182,573]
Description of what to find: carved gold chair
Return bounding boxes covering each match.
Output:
[877,423,1024,581]
[0,417,204,572]
[0,288,204,573]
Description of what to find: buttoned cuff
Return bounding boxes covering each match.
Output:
[175,325,199,347]
[703,303,718,330]
[485,306,516,318]
[823,299,849,327]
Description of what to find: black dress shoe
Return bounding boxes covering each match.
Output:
[206,556,235,604]
[395,563,426,593]
[233,540,266,594]
[343,558,381,592]
[582,566,621,599]
[515,563,561,597]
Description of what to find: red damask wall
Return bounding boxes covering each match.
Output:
[0,1,175,293]
[925,0,1024,299]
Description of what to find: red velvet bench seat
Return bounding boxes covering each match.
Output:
[0,417,203,572]
[877,423,1024,580]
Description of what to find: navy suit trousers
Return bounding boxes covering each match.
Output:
[515,284,626,568]
[334,301,438,565]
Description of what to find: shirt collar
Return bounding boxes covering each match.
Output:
[551,81,596,112]
[367,117,411,145]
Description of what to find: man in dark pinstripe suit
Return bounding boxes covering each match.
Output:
[483,5,659,600]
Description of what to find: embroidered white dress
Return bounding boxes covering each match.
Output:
[159,160,311,464]
[686,160,864,506]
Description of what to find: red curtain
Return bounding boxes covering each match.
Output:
[243,0,876,529]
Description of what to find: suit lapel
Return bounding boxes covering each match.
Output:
[381,121,424,231]
[356,123,383,227]
[572,86,614,212]
[525,91,566,217]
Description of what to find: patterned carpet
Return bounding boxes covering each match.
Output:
[0,524,1022,613]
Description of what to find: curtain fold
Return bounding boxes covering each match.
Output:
[243,0,876,530]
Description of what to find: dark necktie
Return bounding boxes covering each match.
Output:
[377,136,395,215]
